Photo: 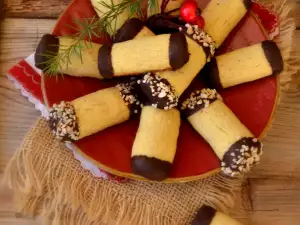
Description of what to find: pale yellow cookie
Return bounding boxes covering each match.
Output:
[91,0,133,36]
[181,88,263,177]
[204,40,283,89]
[202,0,251,47]
[131,106,180,181]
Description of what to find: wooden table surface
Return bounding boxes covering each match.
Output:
[0,0,299,224]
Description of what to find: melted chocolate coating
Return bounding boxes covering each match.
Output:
[191,205,216,225]
[262,40,283,76]
[243,0,253,10]
[116,81,143,117]
[222,137,262,176]
[114,18,145,43]
[35,34,59,71]
[138,73,178,110]
[169,32,190,70]
[146,14,184,35]
[200,58,223,89]
[131,156,172,181]
[181,89,221,118]
[49,101,80,142]
[98,44,114,78]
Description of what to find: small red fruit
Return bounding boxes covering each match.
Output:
[180,0,201,25]
[196,16,205,29]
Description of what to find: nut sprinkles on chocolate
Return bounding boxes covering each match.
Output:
[222,137,263,177]
[116,81,143,115]
[138,73,179,110]
[181,88,222,117]
[49,101,80,142]
[179,24,216,62]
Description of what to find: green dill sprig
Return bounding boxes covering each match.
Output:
[41,0,158,77]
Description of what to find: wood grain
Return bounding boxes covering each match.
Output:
[2,0,300,27]
[247,179,300,225]
[3,0,71,18]
[0,1,299,224]
[0,19,56,174]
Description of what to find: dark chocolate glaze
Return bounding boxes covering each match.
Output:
[35,34,59,71]
[222,137,262,175]
[146,14,184,35]
[116,80,143,117]
[48,102,79,142]
[191,205,216,225]
[98,44,114,78]
[262,40,283,76]
[131,156,172,181]
[169,32,190,70]
[200,58,223,89]
[243,0,253,10]
[179,27,211,60]
[114,18,145,43]
[139,73,178,110]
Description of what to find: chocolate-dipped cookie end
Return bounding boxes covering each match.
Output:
[262,40,283,76]
[131,156,172,181]
[169,32,190,70]
[222,137,263,177]
[114,18,145,43]
[181,88,221,118]
[35,34,59,71]
[243,0,253,10]
[49,101,80,142]
[201,58,223,90]
[98,44,114,79]
[116,81,143,116]
[191,205,216,225]
[138,73,179,110]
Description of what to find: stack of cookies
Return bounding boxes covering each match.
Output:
[35,0,283,182]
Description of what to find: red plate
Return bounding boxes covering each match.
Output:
[42,0,279,182]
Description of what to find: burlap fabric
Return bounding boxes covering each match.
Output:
[3,1,299,225]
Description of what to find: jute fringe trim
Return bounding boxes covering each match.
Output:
[3,118,242,225]
[2,1,299,225]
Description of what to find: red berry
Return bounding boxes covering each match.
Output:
[180,0,201,25]
[196,16,205,29]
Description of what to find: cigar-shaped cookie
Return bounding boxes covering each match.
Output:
[181,89,263,177]
[132,106,180,181]
[91,0,133,36]
[49,81,142,142]
[35,33,189,78]
[139,24,216,110]
[114,18,155,43]
[192,205,243,225]
[201,0,252,47]
[203,40,284,89]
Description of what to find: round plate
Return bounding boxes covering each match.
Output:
[42,0,279,182]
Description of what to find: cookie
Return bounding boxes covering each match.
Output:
[35,33,189,78]
[202,40,283,89]
[138,24,215,110]
[114,18,155,42]
[192,205,244,225]
[48,81,142,142]
[131,106,181,181]
[201,0,252,47]
[91,0,133,36]
[181,88,263,177]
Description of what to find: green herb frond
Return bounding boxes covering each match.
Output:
[42,0,159,77]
